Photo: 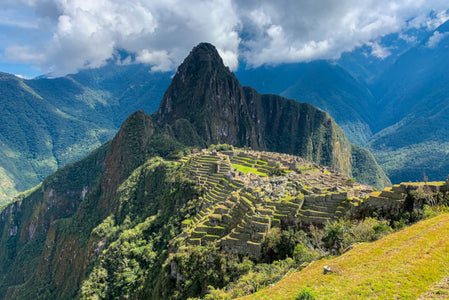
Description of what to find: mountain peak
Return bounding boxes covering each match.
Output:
[188,42,223,62]
[155,42,242,128]
[172,42,228,84]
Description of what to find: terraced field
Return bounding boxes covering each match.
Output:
[177,150,446,258]
[177,150,378,257]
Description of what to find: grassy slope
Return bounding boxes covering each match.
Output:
[243,213,449,299]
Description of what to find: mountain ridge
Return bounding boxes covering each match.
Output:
[0,64,171,202]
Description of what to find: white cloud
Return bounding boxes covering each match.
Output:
[5,45,45,62]
[235,0,449,67]
[399,33,417,43]
[368,42,392,59]
[0,10,38,29]
[1,0,449,76]
[4,0,241,76]
[136,49,173,72]
[426,30,449,48]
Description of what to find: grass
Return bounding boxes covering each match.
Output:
[232,164,267,176]
[402,181,446,186]
[182,219,193,226]
[369,191,382,197]
[241,213,449,299]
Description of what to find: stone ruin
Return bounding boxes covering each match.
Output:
[176,149,449,258]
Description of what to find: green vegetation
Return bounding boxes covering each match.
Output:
[78,158,200,299]
[244,213,449,299]
[232,164,267,176]
[0,66,171,203]
[351,144,391,189]
[208,144,234,152]
[0,42,433,300]
[296,287,316,300]
[369,141,449,184]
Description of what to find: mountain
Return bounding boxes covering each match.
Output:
[0,65,171,203]
[0,43,392,299]
[157,43,388,188]
[235,19,449,184]
[3,19,449,200]
[366,20,449,183]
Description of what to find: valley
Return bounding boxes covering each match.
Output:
[2,19,449,202]
[1,1,449,299]
[0,42,448,299]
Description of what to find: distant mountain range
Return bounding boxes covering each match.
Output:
[237,19,449,184]
[0,65,171,201]
[1,19,448,201]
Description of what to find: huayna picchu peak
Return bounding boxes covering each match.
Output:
[0,43,411,299]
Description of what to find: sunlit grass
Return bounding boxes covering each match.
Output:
[232,164,267,176]
[242,213,449,299]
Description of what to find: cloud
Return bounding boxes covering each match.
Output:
[426,30,449,48]
[135,49,172,72]
[368,42,392,59]
[4,0,241,76]
[2,0,449,76]
[234,0,449,67]
[0,9,38,29]
[399,33,417,43]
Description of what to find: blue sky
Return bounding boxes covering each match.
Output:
[1,0,448,78]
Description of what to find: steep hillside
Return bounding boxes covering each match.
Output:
[366,20,449,183]
[0,65,170,202]
[0,72,114,202]
[0,138,392,299]
[236,61,375,145]
[68,63,172,126]
[243,212,449,299]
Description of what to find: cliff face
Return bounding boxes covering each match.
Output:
[244,89,352,175]
[100,110,156,210]
[157,43,263,148]
[0,142,108,298]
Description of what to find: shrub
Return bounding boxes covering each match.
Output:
[323,220,348,252]
[296,287,316,300]
[208,144,234,151]
[422,205,449,220]
[346,178,356,184]
[349,218,392,243]
[293,244,318,265]
[269,162,285,176]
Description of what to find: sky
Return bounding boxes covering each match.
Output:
[0,0,448,78]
